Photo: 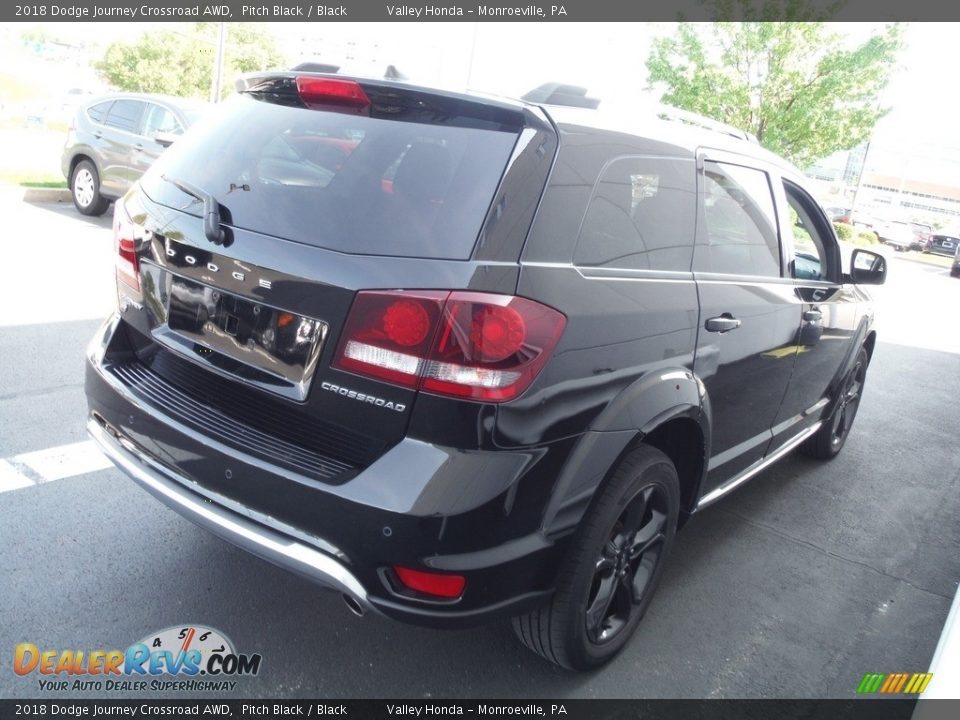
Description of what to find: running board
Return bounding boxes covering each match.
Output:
[695,422,822,511]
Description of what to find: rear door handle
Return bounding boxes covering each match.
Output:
[803,309,823,322]
[704,315,741,333]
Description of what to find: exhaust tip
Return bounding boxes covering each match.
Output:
[342,593,365,617]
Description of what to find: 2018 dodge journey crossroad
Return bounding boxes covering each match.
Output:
[85,75,887,670]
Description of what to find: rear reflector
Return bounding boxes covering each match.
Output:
[393,566,466,599]
[113,199,140,292]
[333,291,565,402]
[296,76,370,112]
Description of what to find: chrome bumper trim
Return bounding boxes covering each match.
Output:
[87,417,374,614]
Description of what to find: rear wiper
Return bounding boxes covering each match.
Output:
[161,175,230,246]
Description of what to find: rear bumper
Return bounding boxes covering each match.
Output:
[88,416,375,616]
[85,314,566,628]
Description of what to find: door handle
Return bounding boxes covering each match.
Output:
[803,309,823,322]
[704,314,741,333]
[133,144,143,151]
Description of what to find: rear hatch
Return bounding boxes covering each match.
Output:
[108,74,555,485]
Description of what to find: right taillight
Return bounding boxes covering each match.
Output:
[332,291,566,402]
[113,198,140,293]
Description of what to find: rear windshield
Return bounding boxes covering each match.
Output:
[140,94,519,260]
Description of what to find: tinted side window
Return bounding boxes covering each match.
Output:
[574,156,696,271]
[697,161,781,277]
[86,101,112,123]
[104,100,144,133]
[142,104,183,137]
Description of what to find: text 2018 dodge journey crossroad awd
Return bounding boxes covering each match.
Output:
[85,75,887,670]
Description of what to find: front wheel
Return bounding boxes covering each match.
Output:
[801,346,869,460]
[512,445,679,670]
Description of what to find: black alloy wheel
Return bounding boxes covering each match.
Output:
[585,484,668,644]
[512,444,679,670]
[801,346,870,459]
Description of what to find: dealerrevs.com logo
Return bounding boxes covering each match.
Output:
[14,625,262,692]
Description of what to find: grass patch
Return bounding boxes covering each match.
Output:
[0,170,66,188]
[20,180,67,189]
[0,116,70,133]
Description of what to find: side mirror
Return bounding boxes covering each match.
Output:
[851,249,887,285]
[154,131,178,148]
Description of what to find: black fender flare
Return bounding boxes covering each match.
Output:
[541,367,709,537]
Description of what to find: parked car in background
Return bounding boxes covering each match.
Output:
[824,206,852,223]
[924,234,960,257]
[877,219,930,252]
[62,93,206,216]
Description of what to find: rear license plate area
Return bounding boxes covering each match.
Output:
[146,268,328,402]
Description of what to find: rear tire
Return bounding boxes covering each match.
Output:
[800,346,869,460]
[71,159,110,217]
[512,445,679,670]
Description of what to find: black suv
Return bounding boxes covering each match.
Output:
[85,75,886,670]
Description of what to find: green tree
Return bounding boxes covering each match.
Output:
[646,20,903,167]
[95,24,284,100]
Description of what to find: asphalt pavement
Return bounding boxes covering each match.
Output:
[1,195,958,699]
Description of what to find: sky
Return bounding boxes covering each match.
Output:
[10,21,960,181]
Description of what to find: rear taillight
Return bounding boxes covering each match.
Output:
[335,291,447,388]
[333,291,566,402]
[113,199,139,292]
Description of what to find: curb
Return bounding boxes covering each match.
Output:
[20,187,72,203]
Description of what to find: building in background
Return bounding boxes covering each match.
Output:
[807,140,960,232]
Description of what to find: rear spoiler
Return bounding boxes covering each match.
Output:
[235,72,528,131]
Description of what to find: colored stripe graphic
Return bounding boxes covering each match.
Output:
[879,674,896,693]
[856,672,932,694]
[857,673,885,693]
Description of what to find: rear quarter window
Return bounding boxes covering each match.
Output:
[140,94,520,260]
[86,101,113,123]
[574,156,697,272]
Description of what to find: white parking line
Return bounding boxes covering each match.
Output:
[0,459,33,493]
[0,440,114,495]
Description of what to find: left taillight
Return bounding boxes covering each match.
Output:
[113,198,140,294]
[332,291,566,402]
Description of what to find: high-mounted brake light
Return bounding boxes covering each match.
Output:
[296,76,370,112]
[333,291,566,402]
[113,199,140,292]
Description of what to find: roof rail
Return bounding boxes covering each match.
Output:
[653,104,758,143]
[519,83,757,144]
[521,83,600,109]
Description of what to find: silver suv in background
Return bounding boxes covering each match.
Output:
[877,219,931,252]
[61,93,206,216]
